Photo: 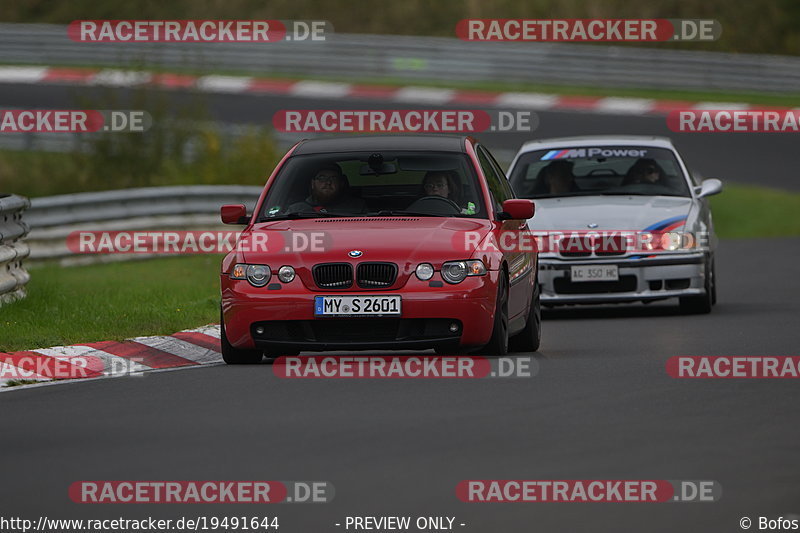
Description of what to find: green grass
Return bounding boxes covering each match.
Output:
[0,129,279,198]
[0,255,222,353]
[710,184,800,238]
[4,379,42,387]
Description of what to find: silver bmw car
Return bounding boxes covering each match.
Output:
[506,135,722,313]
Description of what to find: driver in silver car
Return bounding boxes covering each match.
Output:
[622,158,668,186]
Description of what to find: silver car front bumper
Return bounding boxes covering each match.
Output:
[538,252,707,305]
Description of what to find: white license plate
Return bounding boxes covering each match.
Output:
[314,295,401,316]
[570,265,619,282]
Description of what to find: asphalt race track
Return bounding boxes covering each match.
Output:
[1,82,799,532]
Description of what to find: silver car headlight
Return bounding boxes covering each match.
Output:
[661,232,683,251]
[660,231,694,252]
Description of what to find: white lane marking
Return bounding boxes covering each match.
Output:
[130,336,222,364]
[196,75,253,93]
[34,346,148,376]
[692,101,752,110]
[182,324,221,339]
[595,97,655,114]
[496,92,558,109]
[0,67,761,119]
[393,86,455,104]
[0,66,48,83]
[90,69,153,87]
[290,80,352,98]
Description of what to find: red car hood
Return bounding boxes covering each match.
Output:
[241,217,494,266]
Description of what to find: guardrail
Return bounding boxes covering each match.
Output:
[0,194,31,304]
[1,23,800,93]
[26,185,263,263]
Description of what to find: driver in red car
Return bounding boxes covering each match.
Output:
[289,163,366,214]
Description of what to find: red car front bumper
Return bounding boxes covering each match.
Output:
[221,271,499,351]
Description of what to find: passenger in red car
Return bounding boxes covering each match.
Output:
[419,170,478,214]
[422,170,461,203]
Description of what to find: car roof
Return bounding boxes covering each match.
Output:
[292,135,468,155]
[517,135,676,153]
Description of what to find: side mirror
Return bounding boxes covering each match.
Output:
[221,204,250,224]
[499,199,535,220]
[697,178,723,198]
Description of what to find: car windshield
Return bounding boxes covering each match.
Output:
[257,151,487,220]
[508,146,691,199]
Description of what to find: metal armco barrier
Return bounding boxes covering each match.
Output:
[1,23,800,93]
[0,194,31,304]
[25,185,263,263]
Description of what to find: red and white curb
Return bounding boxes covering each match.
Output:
[0,324,223,390]
[0,65,772,117]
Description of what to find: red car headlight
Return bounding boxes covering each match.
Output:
[230,263,271,287]
[441,260,486,284]
[415,263,434,281]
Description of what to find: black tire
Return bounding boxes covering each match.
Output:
[679,255,714,314]
[710,257,717,305]
[510,278,541,353]
[483,272,509,356]
[220,310,264,364]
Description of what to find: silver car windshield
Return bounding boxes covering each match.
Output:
[509,146,691,199]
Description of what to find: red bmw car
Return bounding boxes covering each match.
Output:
[219,135,539,363]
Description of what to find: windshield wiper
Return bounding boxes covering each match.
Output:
[369,210,448,217]
[260,212,351,221]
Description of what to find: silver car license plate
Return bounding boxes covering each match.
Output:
[570,265,619,282]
